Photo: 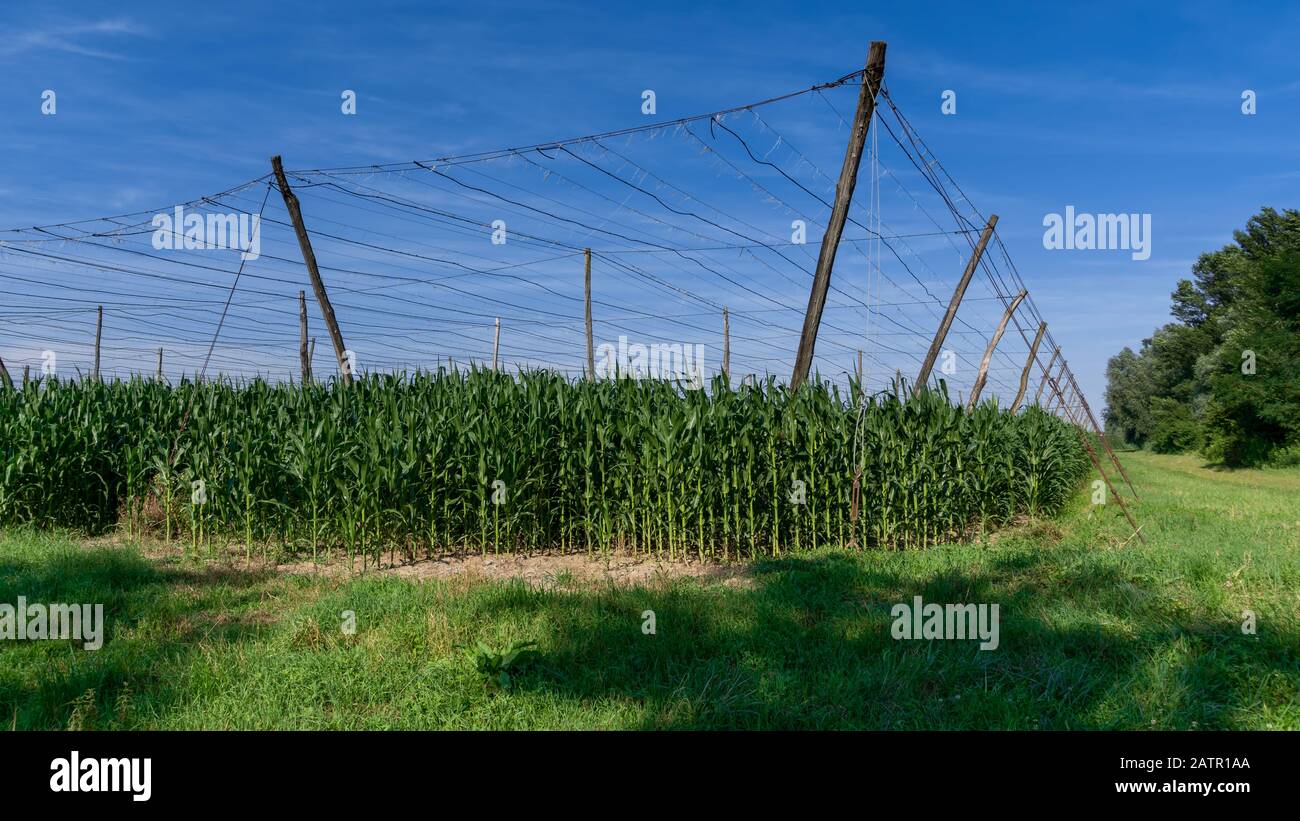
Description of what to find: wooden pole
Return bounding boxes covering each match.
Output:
[1044,359,1067,413]
[1035,346,1061,405]
[272,155,352,386]
[967,288,1026,410]
[791,41,887,391]
[584,248,594,380]
[156,347,163,380]
[1082,396,1138,495]
[298,290,311,383]
[913,215,998,396]
[1045,371,1145,544]
[1069,371,1139,498]
[1011,321,1048,411]
[23,364,30,387]
[0,356,12,390]
[1052,362,1071,415]
[492,317,501,372]
[1056,380,1078,423]
[93,305,103,382]
[1070,392,1086,429]
[722,307,730,380]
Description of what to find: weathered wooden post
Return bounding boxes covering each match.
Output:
[298,290,311,383]
[914,215,998,396]
[967,289,1026,409]
[791,41,887,391]
[1035,346,1061,405]
[584,248,594,380]
[93,305,103,382]
[1011,321,1048,411]
[1069,371,1139,498]
[1045,371,1145,543]
[272,155,352,385]
[722,306,730,380]
[493,317,501,372]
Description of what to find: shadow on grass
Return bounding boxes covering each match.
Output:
[0,545,281,730]
[2,539,1295,729]
[472,550,1298,729]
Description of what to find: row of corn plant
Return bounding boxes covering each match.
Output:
[0,368,1091,561]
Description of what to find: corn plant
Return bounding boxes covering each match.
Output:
[0,367,1090,559]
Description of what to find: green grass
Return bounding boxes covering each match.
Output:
[2,451,1297,730]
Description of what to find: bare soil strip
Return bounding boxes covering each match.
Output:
[81,533,755,589]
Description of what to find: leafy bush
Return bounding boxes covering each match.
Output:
[1147,397,1200,454]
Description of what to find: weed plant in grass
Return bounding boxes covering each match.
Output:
[0,369,1089,562]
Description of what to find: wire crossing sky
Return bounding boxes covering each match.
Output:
[1,1,1296,411]
[0,75,1053,406]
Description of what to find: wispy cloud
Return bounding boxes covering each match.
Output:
[0,18,147,62]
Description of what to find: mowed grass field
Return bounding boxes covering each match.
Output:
[2,451,1296,730]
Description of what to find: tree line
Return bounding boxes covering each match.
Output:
[1104,207,1300,467]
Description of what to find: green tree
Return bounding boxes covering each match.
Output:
[1104,207,1300,466]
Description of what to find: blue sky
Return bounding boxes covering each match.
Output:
[1,0,1297,412]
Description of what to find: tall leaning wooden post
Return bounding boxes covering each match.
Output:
[722,306,730,381]
[1044,358,1067,413]
[791,41,886,391]
[1046,370,1145,544]
[584,248,595,381]
[914,215,998,396]
[156,347,164,381]
[1069,371,1139,498]
[1062,380,1081,425]
[93,305,103,382]
[272,155,352,386]
[967,288,1026,409]
[493,317,501,373]
[1035,346,1062,405]
[298,290,311,384]
[1010,321,1048,411]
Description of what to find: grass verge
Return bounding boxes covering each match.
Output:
[2,452,1296,729]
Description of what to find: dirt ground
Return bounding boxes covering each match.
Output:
[83,533,755,590]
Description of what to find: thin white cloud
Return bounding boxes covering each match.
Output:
[0,18,148,62]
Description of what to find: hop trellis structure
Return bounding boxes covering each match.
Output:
[0,41,1142,554]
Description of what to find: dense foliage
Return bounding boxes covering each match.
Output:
[1104,207,1300,466]
[0,370,1089,561]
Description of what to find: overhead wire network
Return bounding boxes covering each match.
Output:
[0,65,1072,412]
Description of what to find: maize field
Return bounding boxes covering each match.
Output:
[0,369,1090,563]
